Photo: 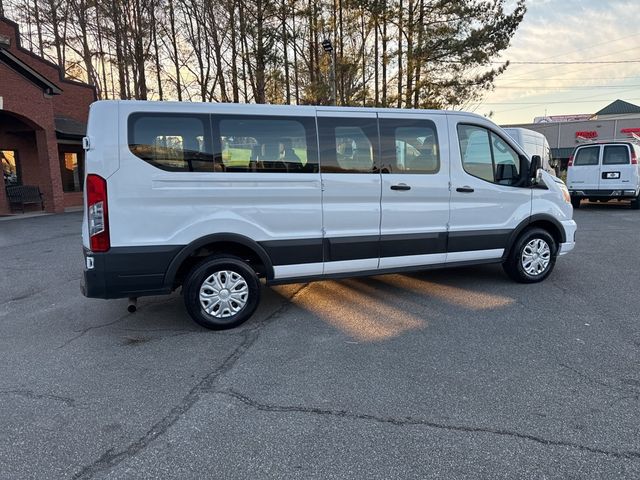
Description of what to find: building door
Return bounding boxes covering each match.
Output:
[59,149,85,192]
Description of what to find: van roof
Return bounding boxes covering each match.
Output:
[572,142,640,155]
[90,99,487,121]
[574,141,637,147]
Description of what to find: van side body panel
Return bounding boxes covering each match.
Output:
[81,101,576,300]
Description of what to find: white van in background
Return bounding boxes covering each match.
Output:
[81,101,577,330]
[566,142,640,209]
[503,128,556,175]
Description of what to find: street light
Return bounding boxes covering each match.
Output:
[322,39,337,105]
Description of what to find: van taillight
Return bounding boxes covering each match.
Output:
[568,155,574,167]
[632,150,638,165]
[86,174,110,252]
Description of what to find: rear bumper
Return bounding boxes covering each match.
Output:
[569,189,638,199]
[81,246,182,299]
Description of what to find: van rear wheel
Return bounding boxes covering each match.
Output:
[631,196,640,210]
[503,228,557,283]
[570,197,581,209]
[183,255,261,330]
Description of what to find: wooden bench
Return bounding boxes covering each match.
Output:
[5,185,45,213]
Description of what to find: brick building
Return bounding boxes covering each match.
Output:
[0,16,96,215]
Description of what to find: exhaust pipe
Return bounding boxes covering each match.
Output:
[127,297,138,313]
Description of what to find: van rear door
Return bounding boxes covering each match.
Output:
[568,145,601,191]
[599,144,634,191]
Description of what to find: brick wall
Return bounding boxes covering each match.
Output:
[0,17,95,214]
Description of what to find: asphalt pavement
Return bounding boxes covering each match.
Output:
[1,202,639,479]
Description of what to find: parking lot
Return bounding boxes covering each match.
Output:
[1,204,639,479]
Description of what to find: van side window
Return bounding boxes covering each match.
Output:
[214,116,318,173]
[458,125,493,182]
[457,124,521,186]
[490,132,520,183]
[573,146,599,166]
[128,114,213,171]
[318,118,379,173]
[379,119,440,174]
[603,145,629,165]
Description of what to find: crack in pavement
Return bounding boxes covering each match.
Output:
[218,389,640,461]
[0,389,76,407]
[57,313,133,350]
[559,363,640,396]
[70,283,310,480]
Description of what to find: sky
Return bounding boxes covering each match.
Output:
[471,0,640,125]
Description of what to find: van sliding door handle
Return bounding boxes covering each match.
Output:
[456,186,475,193]
[391,184,411,191]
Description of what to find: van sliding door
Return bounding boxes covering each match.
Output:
[377,113,450,269]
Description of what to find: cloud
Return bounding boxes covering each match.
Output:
[477,0,640,123]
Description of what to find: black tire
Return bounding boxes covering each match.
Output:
[183,255,261,330]
[502,228,557,283]
[570,197,581,209]
[631,196,640,210]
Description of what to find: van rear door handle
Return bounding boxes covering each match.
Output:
[456,186,474,193]
[391,184,411,191]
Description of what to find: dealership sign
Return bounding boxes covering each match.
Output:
[575,131,598,139]
[621,128,640,136]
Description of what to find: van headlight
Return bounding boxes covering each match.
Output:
[559,184,571,204]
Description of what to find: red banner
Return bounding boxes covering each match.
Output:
[575,131,598,139]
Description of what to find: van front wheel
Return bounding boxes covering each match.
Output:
[183,255,261,330]
[503,228,557,283]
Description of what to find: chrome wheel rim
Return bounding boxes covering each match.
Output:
[199,270,249,318]
[521,238,551,276]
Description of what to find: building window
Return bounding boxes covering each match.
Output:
[59,151,84,192]
[1,150,20,186]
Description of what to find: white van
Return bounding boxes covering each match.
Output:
[81,101,577,329]
[503,127,556,175]
[566,142,640,209]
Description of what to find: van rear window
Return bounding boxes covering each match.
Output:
[573,147,599,166]
[603,145,629,165]
[128,114,214,171]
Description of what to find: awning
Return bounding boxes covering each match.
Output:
[54,116,87,140]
